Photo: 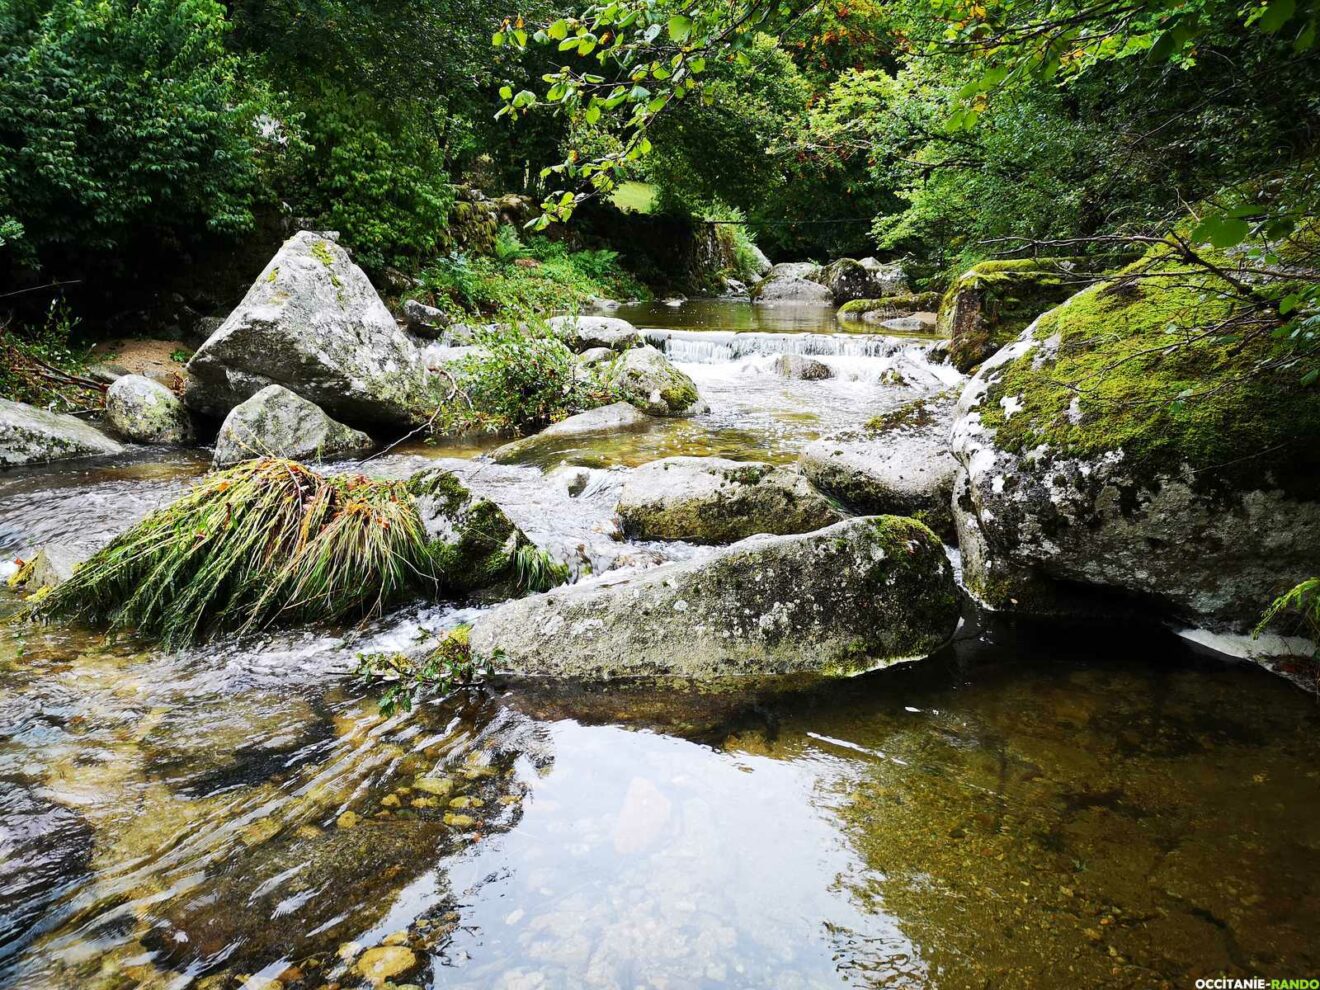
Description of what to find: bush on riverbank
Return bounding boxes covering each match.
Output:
[411,228,647,321]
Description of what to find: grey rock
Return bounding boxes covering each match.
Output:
[951,324,1320,628]
[468,516,960,679]
[13,544,86,592]
[576,347,615,367]
[184,231,433,426]
[773,354,833,380]
[104,375,194,445]
[873,313,938,334]
[814,258,908,304]
[801,395,958,539]
[491,402,655,464]
[0,398,124,468]
[600,346,701,417]
[402,299,449,339]
[750,264,833,304]
[748,244,773,276]
[617,456,842,544]
[548,315,643,352]
[213,385,373,468]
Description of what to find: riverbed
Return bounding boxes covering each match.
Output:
[1,301,1317,989]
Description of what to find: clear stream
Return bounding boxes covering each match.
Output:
[1,301,1317,989]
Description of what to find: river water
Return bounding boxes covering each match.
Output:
[1,301,1317,989]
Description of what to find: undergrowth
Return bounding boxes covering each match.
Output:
[412,226,647,320]
[0,300,101,413]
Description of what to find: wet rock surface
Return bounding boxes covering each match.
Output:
[0,398,124,467]
[470,516,960,678]
[599,345,702,416]
[490,402,656,465]
[616,455,842,544]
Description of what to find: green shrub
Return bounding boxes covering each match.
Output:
[436,322,617,435]
[0,0,284,266]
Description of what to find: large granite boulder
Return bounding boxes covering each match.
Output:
[184,232,433,426]
[617,456,842,544]
[813,258,908,304]
[104,375,194,445]
[547,315,643,352]
[750,264,833,304]
[800,394,958,539]
[950,253,1320,632]
[469,516,960,679]
[599,346,702,416]
[212,385,372,468]
[0,398,123,467]
[490,402,654,464]
[938,259,1082,372]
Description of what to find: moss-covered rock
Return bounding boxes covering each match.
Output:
[811,257,908,304]
[616,456,842,544]
[104,374,194,445]
[838,292,941,318]
[213,385,372,468]
[469,516,961,679]
[599,345,702,416]
[951,250,1320,631]
[938,259,1084,372]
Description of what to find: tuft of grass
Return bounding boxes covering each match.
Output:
[512,543,569,593]
[31,459,436,647]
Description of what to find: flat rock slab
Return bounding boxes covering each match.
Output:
[469,516,960,679]
[617,456,842,544]
[491,402,655,464]
[800,395,958,538]
[0,398,124,468]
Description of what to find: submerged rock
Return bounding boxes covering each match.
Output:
[938,259,1081,372]
[184,231,433,426]
[490,402,655,464]
[104,374,194,445]
[0,397,124,467]
[212,385,372,468]
[9,543,88,592]
[548,315,643,352]
[800,394,958,539]
[951,254,1320,632]
[617,456,842,544]
[773,354,833,380]
[469,516,960,679]
[599,345,702,416]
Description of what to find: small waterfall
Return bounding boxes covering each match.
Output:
[645,328,930,362]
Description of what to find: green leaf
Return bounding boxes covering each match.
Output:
[499,85,512,100]
[585,103,601,124]
[1192,214,1250,248]
[667,14,692,42]
[548,19,569,40]
[491,32,505,47]
[1259,0,1296,33]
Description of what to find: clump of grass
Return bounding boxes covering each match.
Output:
[512,543,569,593]
[32,458,435,647]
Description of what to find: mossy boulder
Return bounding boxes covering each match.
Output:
[104,375,194,445]
[951,252,1320,630]
[599,345,702,416]
[938,259,1084,372]
[0,397,124,467]
[811,257,908,304]
[213,385,372,468]
[800,394,958,540]
[838,292,942,319]
[468,516,961,679]
[616,456,843,544]
[184,231,433,427]
[407,467,546,592]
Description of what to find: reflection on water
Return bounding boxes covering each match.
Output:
[606,298,847,334]
[1,599,1318,989]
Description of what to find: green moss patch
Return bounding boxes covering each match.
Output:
[839,292,941,317]
[978,255,1320,492]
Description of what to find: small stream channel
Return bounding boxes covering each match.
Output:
[1,301,1318,989]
